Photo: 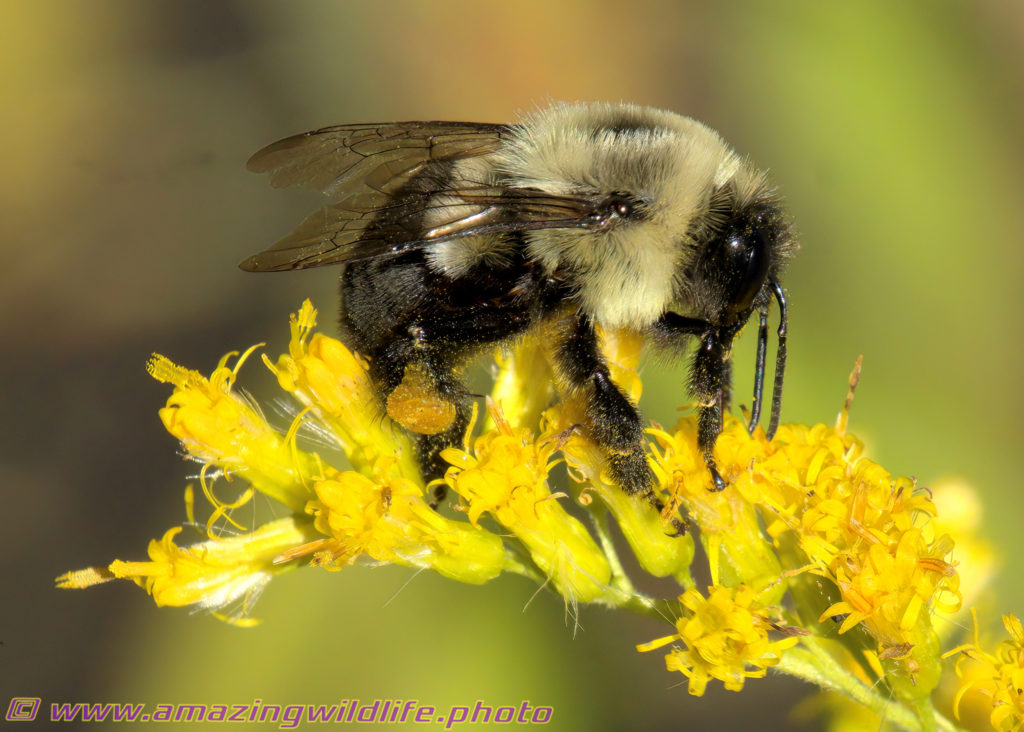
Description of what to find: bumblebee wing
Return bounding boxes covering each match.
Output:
[239,182,608,272]
[246,121,510,197]
[243,121,611,272]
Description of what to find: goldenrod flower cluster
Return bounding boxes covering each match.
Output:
[57,300,1016,731]
[637,584,800,695]
[944,611,1024,731]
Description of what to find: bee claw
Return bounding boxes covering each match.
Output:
[708,463,727,492]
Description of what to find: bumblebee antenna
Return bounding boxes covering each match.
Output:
[766,282,788,440]
[747,305,770,433]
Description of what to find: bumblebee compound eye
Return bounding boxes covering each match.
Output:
[718,222,770,317]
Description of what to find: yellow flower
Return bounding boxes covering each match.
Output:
[148,348,316,513]
[650,417,784,605]
[306,460,506,585]
[57,517,320,626]
[443,405,611,603]
[949,610,1024,731]
[262,301,419,479]
[637,584,799,696]
[487,333,556,431]
[709,414,958,698]
[930,478,998,621]
[57,298,1010,732]
[59,300,506,621]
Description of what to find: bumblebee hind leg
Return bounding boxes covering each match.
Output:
[341,252,546,507]
[415,409,470,507]
[372,348,469,507]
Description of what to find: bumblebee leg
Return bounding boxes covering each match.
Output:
[368,345,469,507]
[690,329,738,492]
[652,313,740,491]
[552,314,658,506]
[651,313,730,490]
[416,405,470,508]
[341,251,559,507]
[370,302,539,507]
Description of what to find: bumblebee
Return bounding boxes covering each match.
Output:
[242,102,794,508]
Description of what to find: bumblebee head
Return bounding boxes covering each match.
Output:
[687,179,794,330]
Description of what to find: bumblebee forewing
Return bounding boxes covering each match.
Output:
[246,122,509,197]
[244,122,515,271]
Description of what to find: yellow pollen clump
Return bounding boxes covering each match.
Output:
[386,363,458,435]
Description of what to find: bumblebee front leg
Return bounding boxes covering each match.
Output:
[552,313,658,507]
[653,313,736,492]
[690,329,735,492]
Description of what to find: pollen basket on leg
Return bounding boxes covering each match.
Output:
[386,362,458,435]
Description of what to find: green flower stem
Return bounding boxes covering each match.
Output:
[502,552,546,586]
[587,508,682,623]
[913,698,943,732]
[616,594,679,623]
[772,640,963,732]
[776,647,919,731]
[587,503,637,597]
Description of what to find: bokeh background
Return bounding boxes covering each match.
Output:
[3,1,1023,730]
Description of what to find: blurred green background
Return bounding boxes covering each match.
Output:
[3,1,1022,730]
